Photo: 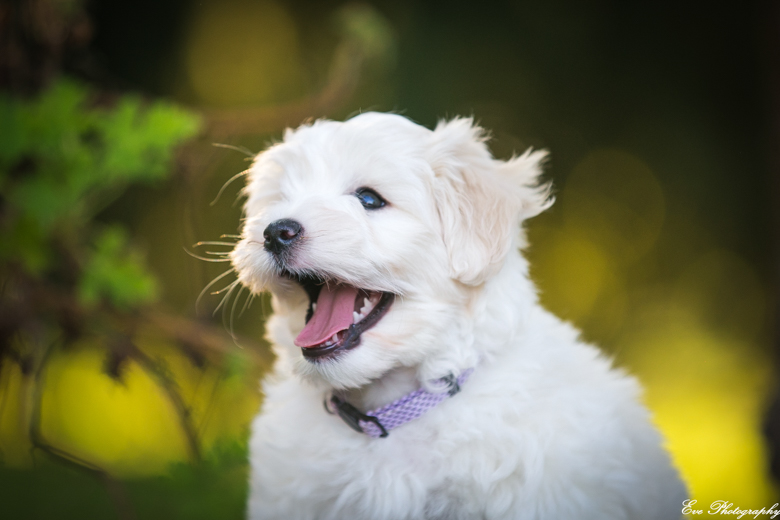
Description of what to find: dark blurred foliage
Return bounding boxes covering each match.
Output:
[1,441,248,520]
[0,1,260,518]
[0,0,94,93]
[0,0,779,517]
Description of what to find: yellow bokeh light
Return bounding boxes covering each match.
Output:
[623,301,776,506]
[562,149,665,264]
[528,144,777,505]
[532,229,611,322]
[39,345,190,476]
[0,334,262,477]
[185,0,307,107]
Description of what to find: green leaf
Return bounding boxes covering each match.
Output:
[0,79,201,277]
[78,227,159,309]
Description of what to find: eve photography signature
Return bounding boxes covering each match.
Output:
[683,499,780,518]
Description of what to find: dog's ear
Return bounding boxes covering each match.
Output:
[428,118,552,285]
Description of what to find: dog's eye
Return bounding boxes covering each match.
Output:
[354,187,386,209]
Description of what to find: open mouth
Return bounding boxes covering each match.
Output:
[282,272,395,362]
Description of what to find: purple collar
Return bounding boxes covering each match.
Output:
[325,369,474,438]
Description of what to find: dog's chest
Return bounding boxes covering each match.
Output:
[248,378,484,519]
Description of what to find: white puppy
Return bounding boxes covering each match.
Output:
[231,112,687,520]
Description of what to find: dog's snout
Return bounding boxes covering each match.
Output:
[263,219,303,255]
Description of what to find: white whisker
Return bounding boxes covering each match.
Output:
[211,142,255,157]
[211,168,250,206]
[229,284,247,340]
[213,280,240,316]
[196,268,235,311]
[194,241,238,247]
[239,291,254,317]
[184,248,231,262]
[211,280,239,295]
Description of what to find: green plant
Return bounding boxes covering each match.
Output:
[0,80,199,296]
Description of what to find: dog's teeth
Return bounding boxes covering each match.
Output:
[353,311,360,324]
[331,333,339,342]
[360,297,375,315]
[312,303,317,312]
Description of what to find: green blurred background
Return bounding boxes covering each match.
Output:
[1,0,779,517]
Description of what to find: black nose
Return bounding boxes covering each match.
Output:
[263,219,303,255]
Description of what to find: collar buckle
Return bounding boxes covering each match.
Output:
[328,395,389,438]
[441,373,461,396]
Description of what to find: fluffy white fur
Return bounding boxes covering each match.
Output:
[231,112,687,519]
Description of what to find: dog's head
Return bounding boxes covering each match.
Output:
[231,112,550,389]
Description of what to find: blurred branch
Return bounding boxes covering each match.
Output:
[26,336,137,520]
[143,308,270,364]
[203,41,363,139]
[201,3,395,140]
[120,336,202,463]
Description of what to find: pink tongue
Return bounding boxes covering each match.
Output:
[294,285,358,348]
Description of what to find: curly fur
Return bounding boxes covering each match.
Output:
[230,112,687,519]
